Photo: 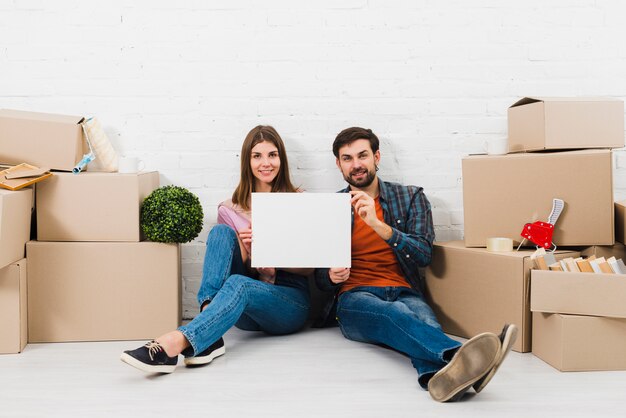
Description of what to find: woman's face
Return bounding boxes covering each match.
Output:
[250,140,280,189]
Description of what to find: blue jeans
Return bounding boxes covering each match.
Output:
[336,286,461,389]
[178,224,310,355]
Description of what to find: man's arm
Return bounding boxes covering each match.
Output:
[384,187,434,268]
[350,187,434,268]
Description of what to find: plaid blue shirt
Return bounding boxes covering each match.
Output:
[315,177,435,292]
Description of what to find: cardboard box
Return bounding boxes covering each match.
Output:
[0,188,33,269]
[580,242,626,261]
[531,270,626,319]
[424,241,579,352]
[0,259,27,354]
[27,241,181,342]
[532,313,626,371]
[36,171,159,242]
[615,201,626,245]
[463,149,614,248]
[0,109,87,172]
[508,97,624,152]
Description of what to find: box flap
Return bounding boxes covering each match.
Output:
[0,109,84,125]
[531,270,626,318]
[0,164,53,191]
[510,97,622,108]
[510,97,543,108]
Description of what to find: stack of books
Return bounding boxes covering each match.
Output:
[534,250,626,274]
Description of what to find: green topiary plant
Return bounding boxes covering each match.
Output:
[140,185,204,243]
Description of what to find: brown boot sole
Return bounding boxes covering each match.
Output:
[473,324,518,393]
[428,332,500,402]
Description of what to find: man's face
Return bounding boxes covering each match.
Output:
[336,138,380,189]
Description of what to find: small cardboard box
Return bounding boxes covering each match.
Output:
[532,312,626,371]
[531,270,626,318]
[0,109,87,172]
[424,241,579,352]
[0,188,33,269]
[27,241,181,342]
[615,201,626,245]
[36,171,159,242]
[508,97,624,152]
[463,149,614,248]
[0,259,27,354]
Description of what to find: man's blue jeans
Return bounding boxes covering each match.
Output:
[178,224,310,355]
[336,286,461,389]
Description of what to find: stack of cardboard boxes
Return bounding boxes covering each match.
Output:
[425,97,626,368]
[0,188,32,354]
[0,109,181,354]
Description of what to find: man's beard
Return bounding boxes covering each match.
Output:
[344,167,376,188]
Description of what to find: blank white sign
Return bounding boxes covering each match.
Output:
[251,193,351,268]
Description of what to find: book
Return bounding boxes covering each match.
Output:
[549,262,563,271]
[534,256,548,270]
[564,257,580,272]
[607,257,623,274]
[589,257,603,273]
[575,257,594,273]
[598,260,615,274]
[589,257,613,274]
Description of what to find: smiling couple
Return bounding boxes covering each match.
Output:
[120,125,517,403]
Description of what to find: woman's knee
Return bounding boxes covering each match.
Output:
[207,224,238,245]
[223,274,253,293]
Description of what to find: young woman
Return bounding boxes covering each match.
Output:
[121,126,312,373]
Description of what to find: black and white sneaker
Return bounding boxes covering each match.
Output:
[120,341,178,373]
[182,338,226,366]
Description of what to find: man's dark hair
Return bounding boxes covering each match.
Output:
[332,127,380,158]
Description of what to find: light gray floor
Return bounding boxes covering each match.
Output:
[1,326,625,418]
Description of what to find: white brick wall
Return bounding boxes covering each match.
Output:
[2,0,626,318]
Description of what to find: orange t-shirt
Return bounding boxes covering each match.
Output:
[340,197,411,293]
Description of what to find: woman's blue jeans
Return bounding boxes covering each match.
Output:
[336,286,461,389]
[178,224,310,355]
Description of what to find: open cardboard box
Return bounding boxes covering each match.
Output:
[531,269,626,371]
[0,109,88,172]
[508,97,624,152]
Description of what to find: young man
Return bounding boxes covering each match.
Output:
[315,127,517,402]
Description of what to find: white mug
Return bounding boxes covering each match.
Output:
[117,156,145,174]
[483,138,508,155]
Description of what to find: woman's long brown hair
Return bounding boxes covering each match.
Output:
[231,125,297,210]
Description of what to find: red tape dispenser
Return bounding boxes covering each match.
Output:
[518,198,564,251]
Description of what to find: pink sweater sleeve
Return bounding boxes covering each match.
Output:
[217,205,251,232]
